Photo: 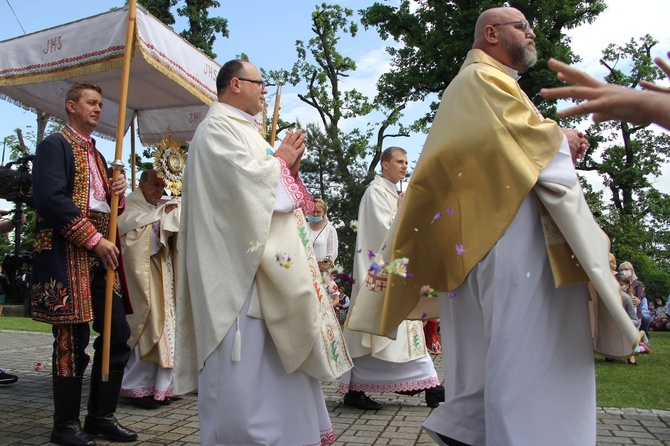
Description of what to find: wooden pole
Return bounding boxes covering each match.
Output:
[268,71,284,147]
[101,0,136,382]
[131,118,136,191]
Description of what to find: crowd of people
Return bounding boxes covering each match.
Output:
[8,4,668,446]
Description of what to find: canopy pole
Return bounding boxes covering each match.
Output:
[268,70,284,146]
[131,118,136,191]
[101,0,136,382]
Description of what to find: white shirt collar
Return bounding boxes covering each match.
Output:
[219,103,263,130]
[504,65,520,80]
[381,176,398,192]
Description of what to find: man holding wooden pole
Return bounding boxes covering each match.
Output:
[31,82,138,446]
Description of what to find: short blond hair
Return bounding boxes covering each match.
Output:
[314,198,328,221]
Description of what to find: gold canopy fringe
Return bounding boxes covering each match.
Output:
[138,44,214,106]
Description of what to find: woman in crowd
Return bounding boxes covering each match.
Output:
[651,297,669,331]
[618,261,650,338]
[615,273,643,365]
[307,198,338,271]
[307,198,341,307]
[307,198,338,272]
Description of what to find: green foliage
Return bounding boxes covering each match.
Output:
[177,0,228,59]
[278,3,381,273]
[554,36,670,297]
[299,125,372,274]
[360,0,606,130]
[136,0,228,58]
[133,0,178,25]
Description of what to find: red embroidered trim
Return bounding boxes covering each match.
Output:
[84,233,103,251]
[320,428,337,446]
[53,325,76,377]
[88,150,106,202]
[0,46,124,79]
[338,376,441,394]
[277,157,315,213]
[120,386,174,401]
[63,241,94,324]
[61,215,98,248]
[138,35,216,100]
[365,271,388,292]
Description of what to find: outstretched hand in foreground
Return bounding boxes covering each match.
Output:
[541,57,670,131]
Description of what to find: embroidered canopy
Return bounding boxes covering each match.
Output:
[0,5,219,145]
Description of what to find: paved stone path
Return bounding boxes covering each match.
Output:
[1,330,668,445]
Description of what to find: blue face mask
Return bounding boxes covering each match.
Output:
[308,215,323,223]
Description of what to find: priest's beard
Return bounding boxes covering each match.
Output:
[503,38,537,73]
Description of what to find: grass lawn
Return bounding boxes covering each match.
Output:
[1,316,668,410]
[595,331,670,410]
[0,315,52,333]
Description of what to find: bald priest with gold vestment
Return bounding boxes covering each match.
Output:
[347,7,639,446]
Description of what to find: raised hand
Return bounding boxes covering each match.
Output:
[274,129,306,176]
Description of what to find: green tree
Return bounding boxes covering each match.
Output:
[360,0,606,130]
[177,0,228,59]
[563,36,670,297]
[135,0,228,58]
[134,0,178,26]
[129,0,228,179]
[278,3,408,273]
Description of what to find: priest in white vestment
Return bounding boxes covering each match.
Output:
[346,7,639,446]
[174,59,341,446]
[340,147,444,410]
[119,170,180,409]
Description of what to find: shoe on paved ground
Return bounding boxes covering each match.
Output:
[343,391,382,410]
[395,388,422,396]
[425,385,445,408]
[0,368,18,385]
[84,414,138,442]
[159,396,184,405]
[51,419,96,446]
[125,395,160,409]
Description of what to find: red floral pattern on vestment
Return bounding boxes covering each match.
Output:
[277,157,315,214]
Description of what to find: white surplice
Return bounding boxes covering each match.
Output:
[424,139,597,446]
[174,102,336,445]
[340,175,439,394]
[119,188,180,401]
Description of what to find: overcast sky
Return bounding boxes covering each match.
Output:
[0,0,667,196]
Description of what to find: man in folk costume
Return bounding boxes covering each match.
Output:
[340,146,444,410]
[346,7,639,446]
[174,59,350,445]
[31,82,138,446]
[118,170,180,409]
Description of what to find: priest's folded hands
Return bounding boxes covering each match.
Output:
[274,128,306,176]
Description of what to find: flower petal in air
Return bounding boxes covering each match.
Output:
[247,240,263,253]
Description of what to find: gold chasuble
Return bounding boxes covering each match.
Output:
[348,49,561,334]
[346,49,638,357]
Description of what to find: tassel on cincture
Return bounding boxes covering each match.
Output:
[231,316,242,362]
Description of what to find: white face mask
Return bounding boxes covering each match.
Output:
[622,270,632,278]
